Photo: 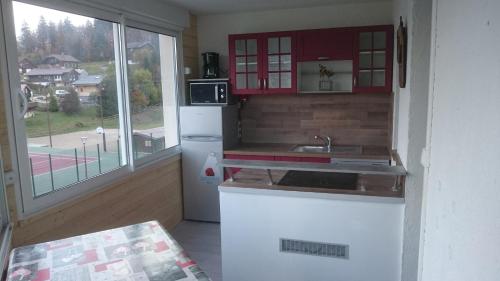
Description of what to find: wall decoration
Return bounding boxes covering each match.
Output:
[397,16,407,88]
[318,64,334,91]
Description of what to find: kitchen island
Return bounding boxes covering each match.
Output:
[218,160,405,281]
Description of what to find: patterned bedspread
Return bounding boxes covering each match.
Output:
[6,221,211,281]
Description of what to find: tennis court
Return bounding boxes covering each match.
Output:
[28,145,122,197]
[29,152,97,176]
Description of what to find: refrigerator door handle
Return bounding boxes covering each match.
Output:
[181,135,222,142]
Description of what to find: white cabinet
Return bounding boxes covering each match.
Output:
[219,187,404,281]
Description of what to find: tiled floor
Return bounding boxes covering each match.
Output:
[172,220,222,281]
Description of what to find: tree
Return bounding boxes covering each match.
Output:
[19,22,37,54]
[47,22,58,53]
[61,18,75,56]
[92,19,113,61]
[48,94,58,112]
[131,68,160,106]
[98,65,118,117]
[131,89,148,113]
[36,16,49,53]
[60,88,80,115]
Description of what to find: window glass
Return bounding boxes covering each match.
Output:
[13,1,125,196]
[125,27,179,160]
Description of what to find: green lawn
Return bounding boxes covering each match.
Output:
[26,107,118,138]
[79,61,109,75]
[26,106,164,138]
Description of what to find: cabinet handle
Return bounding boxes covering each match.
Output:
[258,78,262,89]
[317,56,329,60]
[354,76,357,87]
[264,78,267,89]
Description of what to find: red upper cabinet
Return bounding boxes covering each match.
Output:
[261,32,297,94]
[228,34,263,95]
[229,31,297,95]
[352,25,394,93]
[297,28,354,61]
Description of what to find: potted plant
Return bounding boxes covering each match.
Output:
[319,64,334,91]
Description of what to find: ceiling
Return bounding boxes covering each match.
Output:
[164,0,389,15]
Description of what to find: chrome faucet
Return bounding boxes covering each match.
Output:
[314,135,332,152]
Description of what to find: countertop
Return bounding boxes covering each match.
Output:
[224,143,391,160]
[220,168,403,199]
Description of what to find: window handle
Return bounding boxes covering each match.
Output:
[18,89,28,119]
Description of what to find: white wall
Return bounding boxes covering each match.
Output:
[391,0,433,281]
[420,0,500,280]
[197,1,392,75]
[392,0,412,165]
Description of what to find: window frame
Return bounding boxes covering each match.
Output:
[0,0,185,218]
[0,159,12,271]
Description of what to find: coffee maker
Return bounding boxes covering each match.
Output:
[202,52,220,79]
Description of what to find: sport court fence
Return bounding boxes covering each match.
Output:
[29,140,122,197]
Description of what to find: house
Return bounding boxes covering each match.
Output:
[24,68,79,87]
[40,54,80,68]
[126,41,155,64]
[0,1,498,281]
[127,41,155,54]
[18,58,35,74]
[72,74,104,103]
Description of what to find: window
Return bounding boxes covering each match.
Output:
[12,2,126,198]
[125,27,179,161]
[1,1,181,215]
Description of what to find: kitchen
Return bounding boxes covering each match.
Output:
[179,3,406,280]
[0,0,498,281]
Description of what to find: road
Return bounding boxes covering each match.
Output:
[28,127,165,151]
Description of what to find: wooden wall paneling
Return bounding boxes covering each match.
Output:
[0,78,12,171]
[183,14,199,80]
[9,156,182,247]
[240,93,391,146]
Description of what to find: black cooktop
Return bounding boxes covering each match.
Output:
[277,171,358,190]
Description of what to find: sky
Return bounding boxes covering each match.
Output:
[13,1,91,36]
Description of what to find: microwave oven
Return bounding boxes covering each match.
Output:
[189,79,235,105]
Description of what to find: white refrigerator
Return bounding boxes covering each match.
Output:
[180,105,239,222]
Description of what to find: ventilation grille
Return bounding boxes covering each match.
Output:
[280,238,349,259]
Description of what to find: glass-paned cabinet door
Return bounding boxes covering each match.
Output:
[266,35,292,90]
[233,38,260,91]
[354,29,391,92]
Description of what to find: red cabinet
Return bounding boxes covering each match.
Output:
[352,25,394,93]
[228,34,262,95]
[228,25,394,95]
[229,32,297,95]
[275,156,330,163]
[275,156,302,162]
[300,157,331,163]
[297,28,354,61]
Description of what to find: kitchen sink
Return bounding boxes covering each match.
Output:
[290,145,363,154]
[290,145,330,153]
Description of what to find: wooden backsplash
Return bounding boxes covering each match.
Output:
[240,93,392,147]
